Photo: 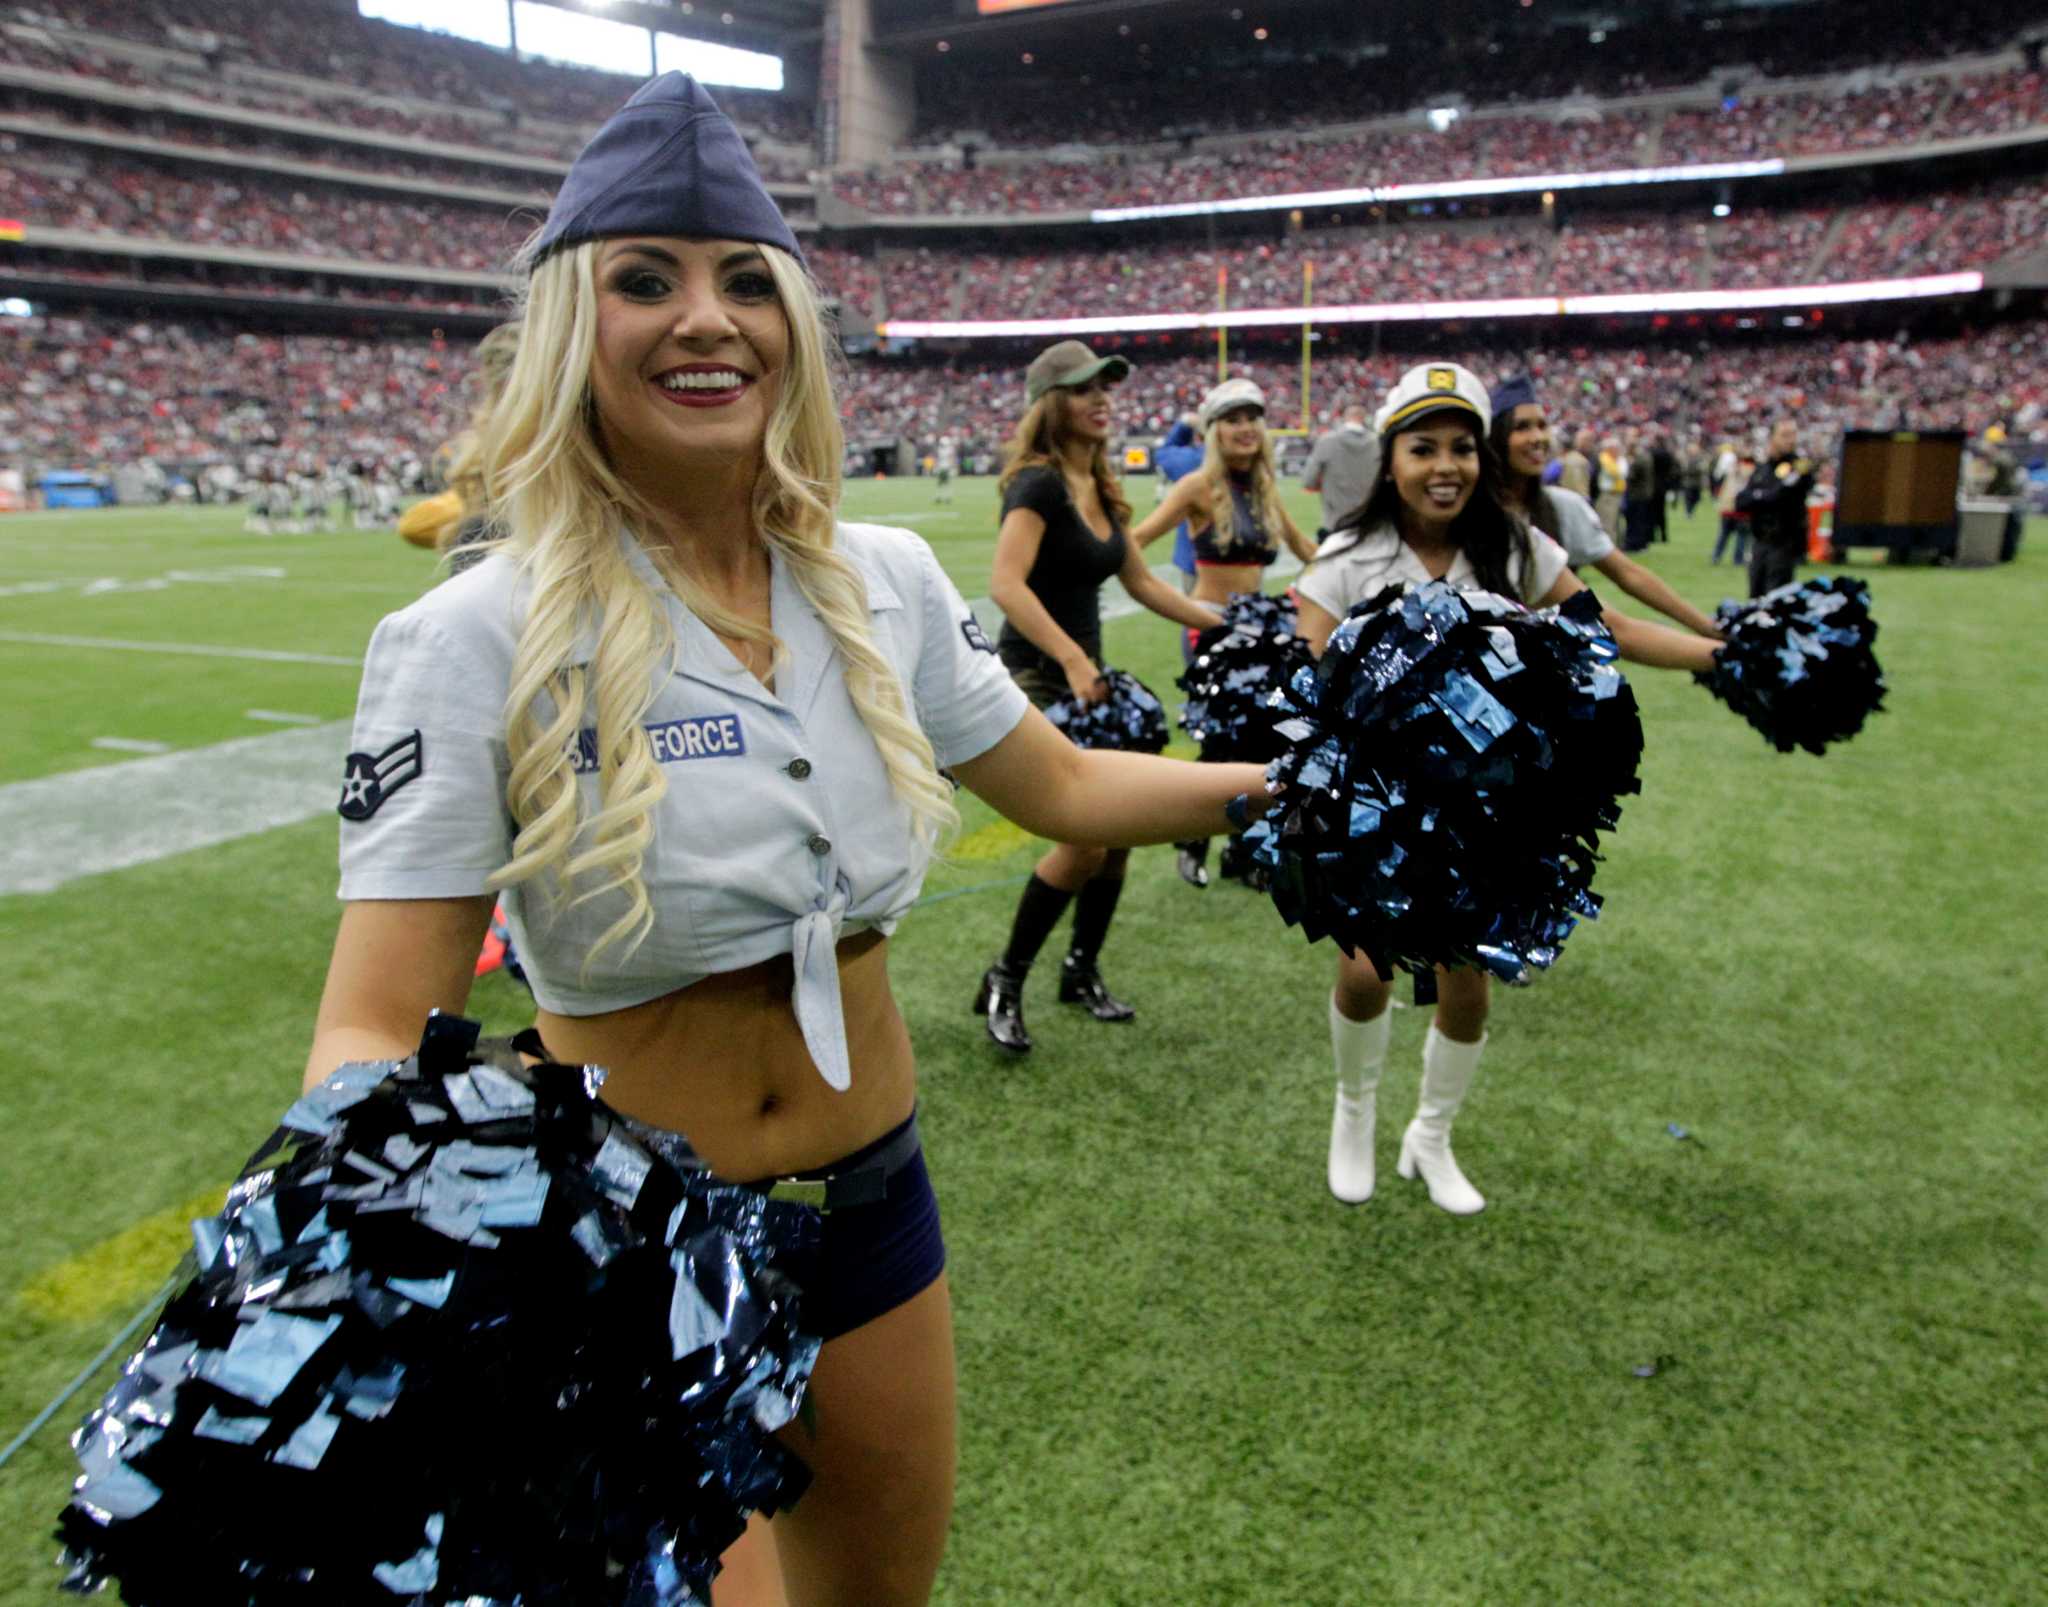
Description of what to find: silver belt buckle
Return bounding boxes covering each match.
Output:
[767,1176,831,1210]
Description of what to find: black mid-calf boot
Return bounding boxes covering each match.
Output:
[973,961,1032,1053]
[1058,954,1136,1020]
[977,874,1076,1055]
[1059,873,1136,1021]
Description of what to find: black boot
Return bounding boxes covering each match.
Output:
[1059,953,1136,1021]
[973,962,1032,1053]
[1175,838,1210,888]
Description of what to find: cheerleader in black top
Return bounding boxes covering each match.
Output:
[1129,377,1315,888]
[975,341,1225,1053]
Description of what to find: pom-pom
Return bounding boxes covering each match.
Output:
[56,1014,820,1606]
[1043,667,1170,753]
[1242,581,1644,984]
[1696,576,1885,755]
[1178,592,1311,763]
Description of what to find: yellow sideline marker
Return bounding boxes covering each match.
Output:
[951,820,1038,862]
[20,1183,227,1325]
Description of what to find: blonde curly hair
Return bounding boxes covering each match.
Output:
[477,240,956,970]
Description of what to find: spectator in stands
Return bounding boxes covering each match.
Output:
[1623,428,1659,552]
[1711,438,1753,565]
[1595,433,1628,539]
[1154,412,1206,597]
[1301,401,1380,536]
[1557,426,1593,497]
[1490,374,1721,638]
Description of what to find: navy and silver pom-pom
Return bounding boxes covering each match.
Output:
[56,1014,820,1606]
[1043,667,1171,753]
[1178,592,1309,763]
[1242,582,1645,984]
[1696,576,1885,755]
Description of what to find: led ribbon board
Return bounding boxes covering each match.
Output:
[874,272,1986,339]
[1090,159,1788,222]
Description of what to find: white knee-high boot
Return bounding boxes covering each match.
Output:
[1327,995,1391,1203]
[1397,1024,1487,1215]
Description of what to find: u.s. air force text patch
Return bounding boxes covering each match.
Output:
[338,730,422,821]
[570,714,746,774]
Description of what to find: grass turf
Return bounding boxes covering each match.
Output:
[1,484,2042,1602]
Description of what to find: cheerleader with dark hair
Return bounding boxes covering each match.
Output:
[1488,374,1722,640]
[1296,364,1719,1216]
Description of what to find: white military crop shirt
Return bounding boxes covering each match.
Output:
[1540,485,1615,569]
[337,521,1029,1091]
[1296,518,1572,617]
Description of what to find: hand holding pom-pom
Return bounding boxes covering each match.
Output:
[56,1015,820,1606]
[1695,576,1885,755]
[1043,667,1171,753]
[1240,582,1645,984]
[1179,592,1311,764]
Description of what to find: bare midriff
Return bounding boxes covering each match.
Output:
[534,928,914,1181]
[1193,561,1269,607]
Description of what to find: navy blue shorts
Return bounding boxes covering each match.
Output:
[767,1112,947,1340]
[609,1103,945,1343]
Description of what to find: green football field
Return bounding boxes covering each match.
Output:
[2,482,2043,1603]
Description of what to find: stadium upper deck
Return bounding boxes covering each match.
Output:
[1,0,2046,476]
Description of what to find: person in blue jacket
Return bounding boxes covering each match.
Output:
[1154,413,1205,623]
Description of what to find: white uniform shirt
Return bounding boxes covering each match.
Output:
[1296,519,1571,618]
[337,521,1028,1091]
[1539,486,1614,569]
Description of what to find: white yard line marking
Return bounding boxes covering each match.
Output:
[0,722,352,895]
[0,562,1309,892]
[89,737,172,754]
[246,709,324,725]
[0,631,361,666]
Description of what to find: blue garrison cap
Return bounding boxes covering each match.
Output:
[531,72,802,266]
[1489,374,1539,417]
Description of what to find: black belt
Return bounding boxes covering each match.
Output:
[498,1030,919,1213]
[750,1116,922,1212]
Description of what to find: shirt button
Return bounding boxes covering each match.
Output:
[787,758,813,780]
[806,833,832,856]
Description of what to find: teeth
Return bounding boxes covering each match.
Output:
[659,371,744,391]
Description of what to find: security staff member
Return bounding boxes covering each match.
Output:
[310,75,1268,1607]
[1736,417,1816,598]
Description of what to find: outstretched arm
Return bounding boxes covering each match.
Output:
[1126,476,1205,549]
[1118,532,1224,632]
[952,706,1266,846]
[1588,549,1723,639]
[1536,568,1719,672]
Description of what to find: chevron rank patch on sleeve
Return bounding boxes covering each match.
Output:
[338,730,423,821]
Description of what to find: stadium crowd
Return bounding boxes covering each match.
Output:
[825,182,2043,323]
[5,0,811,140]
[0,2,813,166]
[902,0,2027,146]
[836,65,2048,217]
[0,309,472,470]
[8,305,2044,490]
[4,145,533,269]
